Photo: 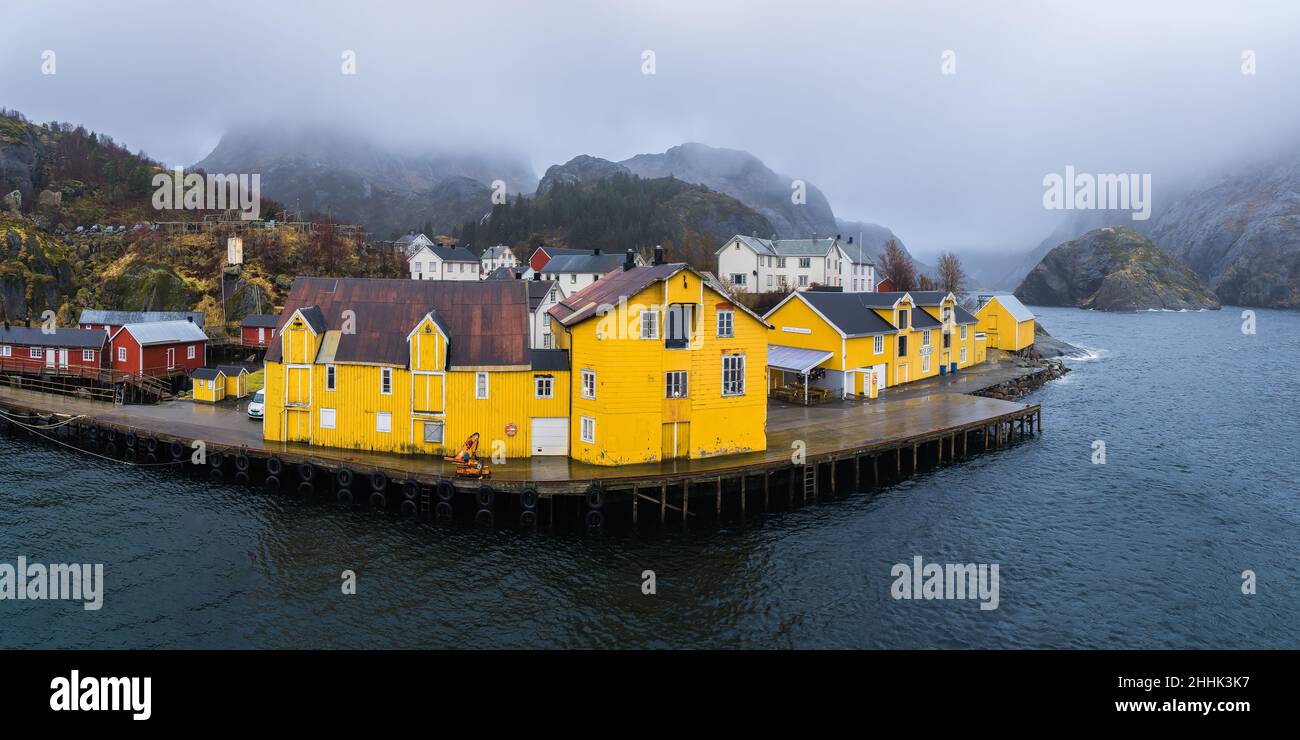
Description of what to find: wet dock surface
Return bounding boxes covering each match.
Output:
[0,357,1037,489]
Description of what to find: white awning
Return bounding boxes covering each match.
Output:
[768,344,832,375]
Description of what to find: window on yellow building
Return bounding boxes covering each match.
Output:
[424,421,443,444]
[873,335,883,354]
[476,372,489,399]
[717,310,734,338]
[581,416,595,443]
[922,330,931,347]
[320,408,336,429]
[961,347,968,364]
[535,375,553,399]
[666,371,688,398]
[722,354,745,396]
[640,309,658,339]
[898,335,908,357]
[376,412,391,433]
[665,304,693,349]
[381,368,392,395]
[326,365,336,391]
[961,325,968,340]
[898,309,909,329]
[581,369,595,399]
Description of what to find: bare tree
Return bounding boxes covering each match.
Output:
[937,251,967,296]
[878,239,917,291]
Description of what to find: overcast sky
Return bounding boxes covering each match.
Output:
[3,0,1299,255]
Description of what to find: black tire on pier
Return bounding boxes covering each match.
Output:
[370,470,388,491]
[520,488,539,510]
[585,510,604,530]
[475,509,494,528]
[436,480,454,502]
[264,475,281,492]
[146,436,158,453]
[585,484,604,510]
[104,442,119,458]
[400,499,418,516]
[519,510,538,529]
[435,501,453,520]
[298,463,315,482]
[336,488,353,508]
[297,481,315,499]
[124,431,136,448]
[209,466,224,481]
[369,491,387,510]
[402,480,420,500]
[234,471,250,485]
[209,451,225,470]
[266,456,284,476]
[170,441,185,460]
[336,467,354,488]
[477,485,495,509]
[235,453,250,472]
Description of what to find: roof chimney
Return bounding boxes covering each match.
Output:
[623,249,636,271]
[187,316,193,322]
[653,245,664,265]
[593,248,601,256]
[532,271,540,280]
[848,236,854,244]
[835,233,841,241]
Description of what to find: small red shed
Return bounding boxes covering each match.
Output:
[241,314,280,347]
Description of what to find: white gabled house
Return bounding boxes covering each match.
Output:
[408,243,482,281]
[716,235,873,294]
[480,245,518,275]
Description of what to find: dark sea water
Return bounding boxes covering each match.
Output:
[2,306,1298,649]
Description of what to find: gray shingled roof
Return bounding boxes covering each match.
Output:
[242,314,279,328]
[117,320,208,345]
[529,349,570,371]
[788,292,899,337]
[192,367,224,381]
[729,236,838,258]
[0,325,108,349]
[539,252,628,275]
[427,245,479,262]
[79,310,205,328]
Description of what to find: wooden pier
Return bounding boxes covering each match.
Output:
[0,377,1042,534]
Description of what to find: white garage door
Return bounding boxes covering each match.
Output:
[530,417,569,456]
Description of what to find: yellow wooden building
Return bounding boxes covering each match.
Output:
[217,364,249,399]
[763,290,987,396]
[262,278,571,458]
[191,367,226,403]
[547,255,771,465]
[974,293,1036,351]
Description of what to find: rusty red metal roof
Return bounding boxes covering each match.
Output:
[266,278,531,368]
[548,263,770,328]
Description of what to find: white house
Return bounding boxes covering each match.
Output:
[526,279,562,349]
[408,243,481,281]
[480,245,518,275]
[537,249,629,297]
[716,235,874,294]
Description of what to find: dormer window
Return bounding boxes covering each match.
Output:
[665,304,694,349]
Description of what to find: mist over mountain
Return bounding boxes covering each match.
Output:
[194,126,537,238]
[620,143,839,239]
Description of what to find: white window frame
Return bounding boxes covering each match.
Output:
[961,325,968,340]
[376,411,391,433]
[117,346,127,362]
[922,330,931,347]
[326,364,336,391]
[581,369,595,400]
[535,375,553,399]
[716,310,734,338]
[799,258,811,268]
[319,408,337,429]
[476,371,489,399]
[874,335,884,354]
[82,349,94,362]
[187,344,196,360]
[640,309,659,339]
[960,347,968,364]
[580,416,595,444]
[666,370,688,399]
[922,353,931,373]
[729,273,746,287]
[30,347,42,359]
[722,354,745,397]
[0,345,9,357]
[798,275,809,287]
[381,367,393,395]
[423,420,444,444]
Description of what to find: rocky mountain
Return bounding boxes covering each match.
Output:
[1148,154,1300,308]
[1016,226,1220,311]
[194,126,537,238]
[620,143,838,239]
[536,155,630,195]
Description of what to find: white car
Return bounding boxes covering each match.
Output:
[247,389,265,420]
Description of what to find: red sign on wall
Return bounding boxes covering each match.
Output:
[505,423,518,437]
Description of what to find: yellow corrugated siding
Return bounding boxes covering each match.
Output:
[223,372,246,398]
[975,299,1034,351]
[567,273,767,466]
[193,377,224,403]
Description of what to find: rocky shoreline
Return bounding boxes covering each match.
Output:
[974,357,1072,401]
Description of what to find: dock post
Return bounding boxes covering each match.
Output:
[660,483,667,526]
[912,443,918,473]
[716,477,722,520]
[896,448,901,477]
[682,482,690,531]
[854,455,861,490]
[830,459,837,495]
[632,485,638,530]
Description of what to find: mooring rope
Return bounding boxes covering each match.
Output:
[0,408,87,429]
[1,410,182,467]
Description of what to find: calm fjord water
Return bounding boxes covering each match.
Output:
[2,306,1298,649]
